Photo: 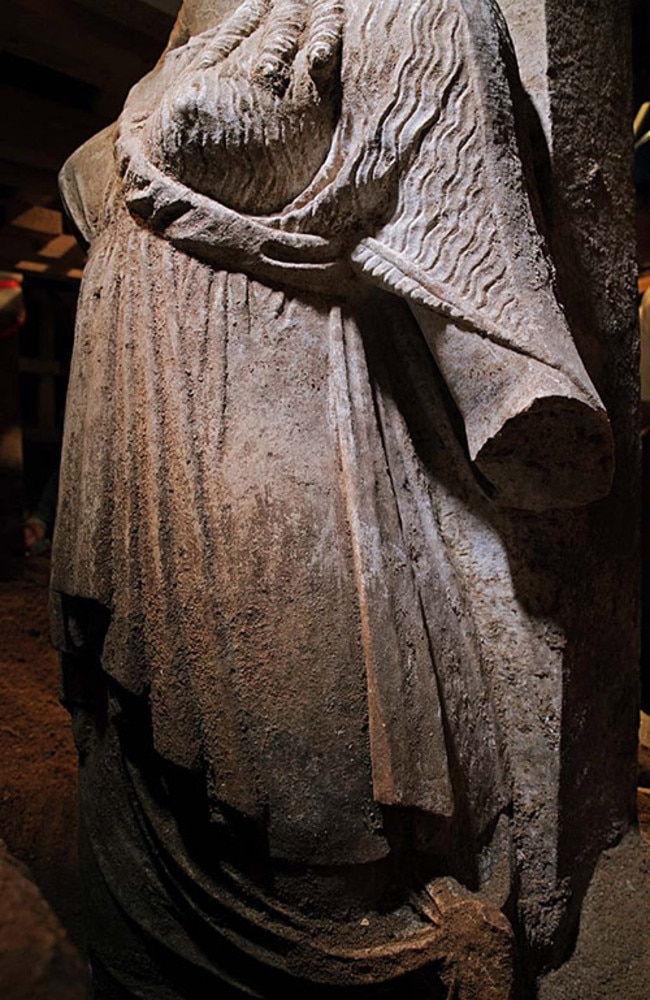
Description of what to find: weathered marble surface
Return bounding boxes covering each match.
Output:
[502,0,642,989]
[52,1,635,997]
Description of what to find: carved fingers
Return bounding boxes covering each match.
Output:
[306,0,344,73]
[178,1,344,94]
[256,0,307,94]
[195,0,271,69]
[253,0,344,94]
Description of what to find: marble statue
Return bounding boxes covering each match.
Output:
[51,1,615,996]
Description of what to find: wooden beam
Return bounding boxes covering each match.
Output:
[0,140,65,176]
[0,85,109,170]
[2,1,163,105]
[0,160,59,206]
[11,207,63,238]
[15,260,51,274]
[141,0,181,15]
[0,220,86,273]
[19,358,69,376]
[0,228,55,268]
[37,235,79,260]
[73,0,178,43]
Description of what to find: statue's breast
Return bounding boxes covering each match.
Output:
[145,26,339,217]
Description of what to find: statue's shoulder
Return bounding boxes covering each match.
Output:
[58,125,117,249]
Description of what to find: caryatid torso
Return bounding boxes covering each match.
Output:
[53,1,613,994]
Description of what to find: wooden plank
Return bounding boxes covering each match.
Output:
[1,1,162,106]
[141,0,181,15]
[38,235,79,260]
[0,85,108,169]
[19,358,68,376]
[0,223,85,277]
[11,207,62,238]
[6,0,167,61]
[74,0,177,44]
[0,160,59,205]
[0,139,65,175]
[0,228,53,268]
[21,426,64,444]
[15,261,51,274]
[0,139,64,178]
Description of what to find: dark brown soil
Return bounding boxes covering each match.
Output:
[640,788,650,843]
[538,829,650,1000]
[0,841,87,1000]
[0,556,83,947]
